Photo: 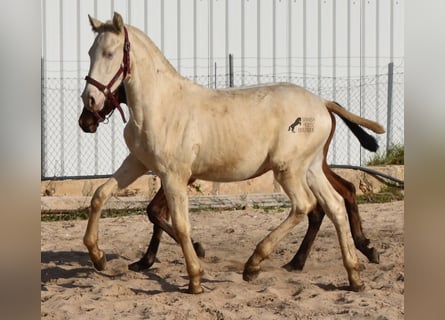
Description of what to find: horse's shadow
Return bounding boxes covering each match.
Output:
[41,250,119,285]
[41,250,183,294]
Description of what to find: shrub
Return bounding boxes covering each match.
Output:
[366,144,404,166]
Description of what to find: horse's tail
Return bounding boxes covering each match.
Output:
[326,101,385,152]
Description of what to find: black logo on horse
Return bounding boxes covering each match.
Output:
[288,117,302,132]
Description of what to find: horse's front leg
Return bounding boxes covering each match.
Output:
[83,154,147,270]
[163,175,204,294]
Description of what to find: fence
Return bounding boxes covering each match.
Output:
[41,58,403,179]
[41,0,404,179]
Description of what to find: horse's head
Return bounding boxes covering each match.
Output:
[79,83,127,133]
[81,12,130,116]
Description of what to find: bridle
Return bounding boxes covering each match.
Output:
[84,26,131,123]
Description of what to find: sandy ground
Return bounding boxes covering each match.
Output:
[41,201,404,319]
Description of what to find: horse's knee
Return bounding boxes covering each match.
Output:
[90,183,113,211]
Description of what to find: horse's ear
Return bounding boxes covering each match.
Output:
[88,15,103,32]
[112,12,124,32]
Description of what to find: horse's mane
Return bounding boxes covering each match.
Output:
[129,26,179,75]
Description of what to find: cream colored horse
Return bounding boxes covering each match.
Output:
[81,12,384,294]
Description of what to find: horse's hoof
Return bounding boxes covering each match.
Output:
[368,248,380,264]
[350,282,365,292]
[282,261,304,272]
[193,242,206,258]
[187,285,204,294]
[128,258,155,272]
[243,266,260,282]
[92,254,107,271]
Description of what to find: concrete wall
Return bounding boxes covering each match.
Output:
[41,165,404,198]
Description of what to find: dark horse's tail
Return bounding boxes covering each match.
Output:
[331,101,381,152]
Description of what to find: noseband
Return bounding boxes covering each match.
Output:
[84,26,131,123]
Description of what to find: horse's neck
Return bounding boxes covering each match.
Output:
[130,26,180,83]
[125,26,187,122]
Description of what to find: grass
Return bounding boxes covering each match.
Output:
[366,144,404,166]
[41,208,146,222]
[356,183,404,204]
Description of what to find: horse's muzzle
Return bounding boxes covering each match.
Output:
[79,108,99,133]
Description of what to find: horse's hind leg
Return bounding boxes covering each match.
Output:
[243,167,317,281]
[307,165,364,291]
[330,170,379,264]
[282,204,325,271]
[283,168,379,271]
[128,187,169,271]
[129,185,205,272]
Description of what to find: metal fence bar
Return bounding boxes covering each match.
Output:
[386,62,394,150]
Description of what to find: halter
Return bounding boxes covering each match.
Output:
[84,26,131,123]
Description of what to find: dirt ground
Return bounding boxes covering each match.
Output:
[41,201,404,319]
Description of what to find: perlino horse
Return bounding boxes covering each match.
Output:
[79,83,380,274]
[81,12,384,294]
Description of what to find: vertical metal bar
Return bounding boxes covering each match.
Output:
[209,0,213,88]
[144,0,148,33]
[386,62,394,150]
[332,0,337,162]
[288,0,292,82]
[346,0,351,164]
[42,0,46,59]
[77,0,81,176]
[257,0,261,84]
[302,0,306,88]
[94,0,98,174]
[317,0,321,95]
[360,0,365,117]
[177,0,181,74]
[360,0,365,165]
[225,0,229,87]
[161,0,164,52]
[111,0,116,172]
[127,0,131,24]
[272,0,276,83]
[59,1,65,176]
[41,0,47,178]
[193,0,197,81]
[390,0,394,62]
[241,0,245,85]
[332,0,336,101]
[376,0,380,123]
[229,53,234,87]
[41,57,46,178]
[214,62,217,88]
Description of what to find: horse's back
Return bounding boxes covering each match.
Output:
[185,82,332,181]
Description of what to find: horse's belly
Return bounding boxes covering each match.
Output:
[191,155,271,182]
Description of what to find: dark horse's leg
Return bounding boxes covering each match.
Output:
[283,111,379,271]
[283,162,379,271]
[129,183,205,272]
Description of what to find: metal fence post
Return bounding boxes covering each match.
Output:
[41,57,46,179]
[386,62,394,151]
[228,53,234,88]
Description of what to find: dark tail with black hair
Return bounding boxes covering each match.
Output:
[331,101,381,152]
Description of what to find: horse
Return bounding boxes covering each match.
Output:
[79,83,380,272]
[80,12,385,294]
